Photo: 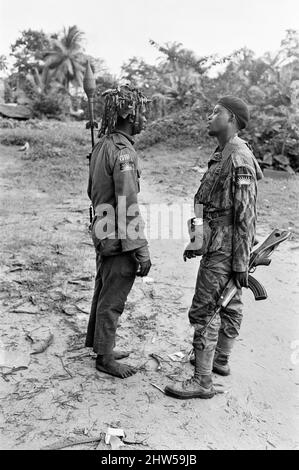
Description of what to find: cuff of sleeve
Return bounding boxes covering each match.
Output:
[232,263,248,272]
[121,239,148,253]
[134,244,150,263]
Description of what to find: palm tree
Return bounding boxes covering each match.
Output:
[43,25,85,92]
[26,66,54,94]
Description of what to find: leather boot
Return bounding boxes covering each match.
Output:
[164,347,216,399]
[213,332,235,376]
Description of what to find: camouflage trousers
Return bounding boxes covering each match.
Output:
[188,251,243,351]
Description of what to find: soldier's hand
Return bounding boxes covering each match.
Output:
[134,245,151,276]
[183,249,202,262]
[136,259,152,277]
[233,270,248,289]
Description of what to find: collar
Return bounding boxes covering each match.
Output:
[221,134,242,160]
[112,130,135,146]
[210,134,239,163]
[218,133,238,152]
[209,148,222,164]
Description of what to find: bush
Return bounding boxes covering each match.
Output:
[136,109,206,150]
[32,92,71,118]
[137,104,299,173]
[0,117,17,129]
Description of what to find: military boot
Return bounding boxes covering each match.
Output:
[213,332,235,376]
[164,347,216,399]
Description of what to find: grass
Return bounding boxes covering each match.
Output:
[0,120,90,149]
[1,121,91,193]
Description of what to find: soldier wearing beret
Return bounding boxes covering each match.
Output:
[166,96,263,399]
[85,85,151,379]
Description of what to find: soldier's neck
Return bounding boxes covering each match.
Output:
[217,130,238,151]
[115,122,133,136]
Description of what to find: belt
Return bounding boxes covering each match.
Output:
[205,210,234,227]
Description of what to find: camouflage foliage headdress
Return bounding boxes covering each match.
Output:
[99,84,151,137]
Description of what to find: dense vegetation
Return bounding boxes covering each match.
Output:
[2,27,299,172]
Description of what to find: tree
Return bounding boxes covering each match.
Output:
[8,29,53,102]
[10,29,51,76]
[43,25,85,92]
[121,56,159,89]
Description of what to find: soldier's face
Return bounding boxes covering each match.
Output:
[133,105,147,135]
[207,104,232,136]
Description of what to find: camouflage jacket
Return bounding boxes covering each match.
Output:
[87,131,147,253]
[194,135,263,272]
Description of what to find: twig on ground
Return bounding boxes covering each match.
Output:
[149,353,162,371]
[12,387,47,400]
[67,352,93,361]
[0,373,10,382]
[41,434,104,450]
[52,399,78,409]
[2,221,22,226]
[123,438,148,446]
[72,275,93,282]
[153,280,194,290]
[254,362,266,369]
[55,354,73,378]
[0,366,28,378]
[11,308,39,314]
[61,307,75,316]
[69,208,86,213]
[67,345,86,352]
[50,374,73,381]
[75,304,89,314]
[150,383,166,394]
[266,440,276,448]
[3,301,25,314]
[25,333,34,343]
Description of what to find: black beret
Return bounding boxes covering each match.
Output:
[217,95,250,129]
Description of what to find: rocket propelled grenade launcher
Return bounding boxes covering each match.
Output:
[83,61,98,151]
[83,61,98,226]
[199,228,291,337]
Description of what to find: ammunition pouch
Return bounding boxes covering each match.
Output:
[186,217,203,251]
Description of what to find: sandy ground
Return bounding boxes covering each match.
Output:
[0,143,299,450]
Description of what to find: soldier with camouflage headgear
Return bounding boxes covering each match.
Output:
[85,85,151,378]
[165,96,264,399]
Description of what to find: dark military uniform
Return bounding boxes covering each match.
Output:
[189,135,263,360]
[85,131,148,354]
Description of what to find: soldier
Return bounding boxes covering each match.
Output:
[165,96,263,399]
[85,85,151,379]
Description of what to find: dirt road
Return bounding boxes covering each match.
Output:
[0,144,298,450]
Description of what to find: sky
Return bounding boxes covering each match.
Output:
[1,0,299,76]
